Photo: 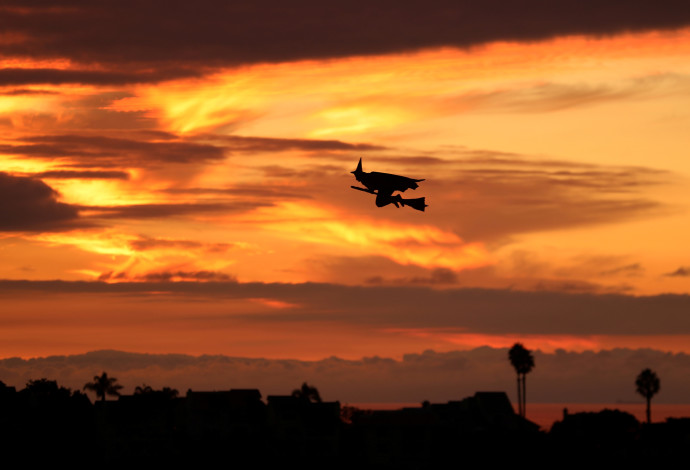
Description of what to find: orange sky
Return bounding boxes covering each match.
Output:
[2,3,690,362]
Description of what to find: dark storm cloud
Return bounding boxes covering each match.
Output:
[0,134,226,165]
[3,1,689,83]
[0,172,82,231]
[1,280,689,335]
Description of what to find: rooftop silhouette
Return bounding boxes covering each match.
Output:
[0,376,686,465]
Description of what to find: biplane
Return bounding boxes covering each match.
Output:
[350,158,428,211]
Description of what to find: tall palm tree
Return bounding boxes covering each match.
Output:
[635,368,660,424]
[509,343,534,418]
[83,371,123,402]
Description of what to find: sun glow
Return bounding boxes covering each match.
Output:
[30,231,138,258]
[3,19,690,363]
[241,202,491,270]
[104,28,690,141]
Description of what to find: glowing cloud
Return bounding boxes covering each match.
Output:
[241,202,490,270]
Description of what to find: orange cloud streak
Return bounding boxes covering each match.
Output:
[240,202,491,271]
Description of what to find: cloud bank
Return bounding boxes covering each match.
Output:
[0,172,82,231]
[1,280,689,335]
[1,348,688,404]
[3,1,690,83]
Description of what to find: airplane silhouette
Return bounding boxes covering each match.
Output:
[350,158,428,211]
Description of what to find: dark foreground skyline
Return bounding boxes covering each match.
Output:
[2,377,688,466]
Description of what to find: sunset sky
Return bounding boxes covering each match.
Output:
[2,1,690,400]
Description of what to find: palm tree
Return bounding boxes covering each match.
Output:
[134,384,154,395]
[635,368,660,424]
[291,382,322,403]
[509,343,534,418]
[134,384,179,399]
[83,372,123,402]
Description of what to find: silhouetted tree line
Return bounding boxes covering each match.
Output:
[507,343,663,425]
[0,373,685,466]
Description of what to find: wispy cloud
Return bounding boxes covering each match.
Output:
[98,270,237,282]
[441,74,690,114]
[128,236,237,252]
[205,134,385,153]
[0,67,195,86]
[83,202,268,220]
[0,135,226,166]
[35,170,130,180]
[665,267,690,277]
[424,156,669,241]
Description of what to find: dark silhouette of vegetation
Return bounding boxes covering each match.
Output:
[134,383,179,399]
[4,378,98,463]
[550,408,641,461]
[509,343,534,418]
[636,368,660,424]
[83,371,123,402]
[291,382,322,403]
[340,404,373,425]
[0,373,688,465]
[24,378,73,399]
[134,384,154,394]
